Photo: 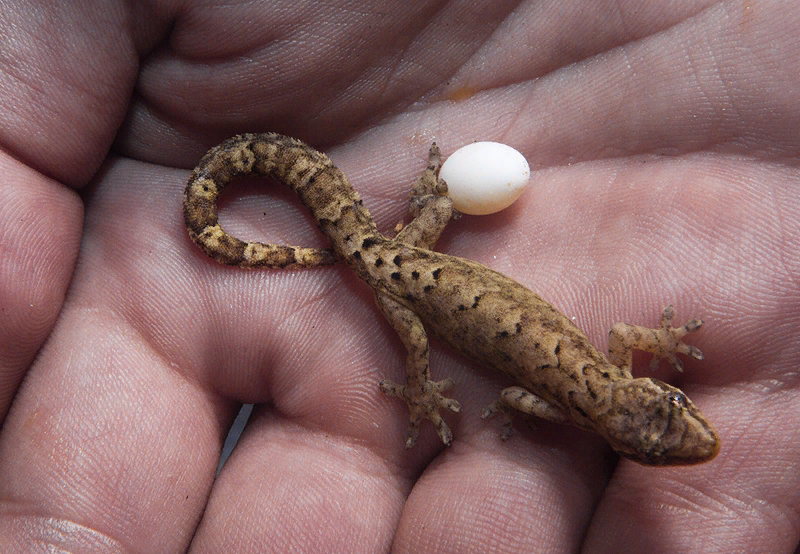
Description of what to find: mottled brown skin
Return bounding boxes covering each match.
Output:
[184,133,720,466]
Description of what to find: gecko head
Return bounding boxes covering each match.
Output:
[602,378,720,466]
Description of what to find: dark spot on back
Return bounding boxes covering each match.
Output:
[393,255,402,266]
[317,217,335,229]
[472,295,481,308]
[391,272,401,280]
[362,237,378,249]
[411,271,420,280]
[432,268,442,280]
[375,258,384,267]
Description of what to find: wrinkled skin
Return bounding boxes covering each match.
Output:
[0,1,799,552]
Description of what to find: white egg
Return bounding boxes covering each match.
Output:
[439,142,530,215]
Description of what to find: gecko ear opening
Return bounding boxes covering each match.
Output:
[602,378,720,466]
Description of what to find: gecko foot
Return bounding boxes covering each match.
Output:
[649,305,704,372]
[379,377,461,448]
[608,305,704,373]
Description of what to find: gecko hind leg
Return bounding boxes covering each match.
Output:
[394,143,459,250]
[481,386,570,440]
[375,293,461,448]
[408,143,447,214]
[608,305,704,373]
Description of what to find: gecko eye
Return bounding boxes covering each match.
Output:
[667,391,688,408]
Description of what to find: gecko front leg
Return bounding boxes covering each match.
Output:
[376,294,461,448]
[608,305,704,372]
[481,387,571,440]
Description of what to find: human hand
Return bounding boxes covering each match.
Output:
[1,1,798,552]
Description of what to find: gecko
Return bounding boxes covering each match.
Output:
[183,133,720,466]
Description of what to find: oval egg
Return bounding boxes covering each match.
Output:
[439,142,530,215]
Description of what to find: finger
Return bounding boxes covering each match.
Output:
[188,411,403,552]
[0,154,82,421]
[0,2,141,186]
[0,161,228,551]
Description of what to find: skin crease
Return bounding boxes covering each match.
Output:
[0,1,799,553]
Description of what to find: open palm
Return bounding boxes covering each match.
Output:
[1,1,798,552]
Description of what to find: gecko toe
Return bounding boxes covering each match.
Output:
[668,354,685,372]
[660,305,676,326]
[428,411,453,446]
[441,398,461,413]
[679,343,704,360]
[481,400,501,420]
[433,377,455,392]
[685,319,703,333]
[432,378,461,412]
[481,399,516,440]
[404,422,421,449]
[379,379,405,398]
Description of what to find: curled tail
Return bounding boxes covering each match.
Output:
[183,133,376,269]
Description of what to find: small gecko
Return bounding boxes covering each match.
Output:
[183,133,720,466]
